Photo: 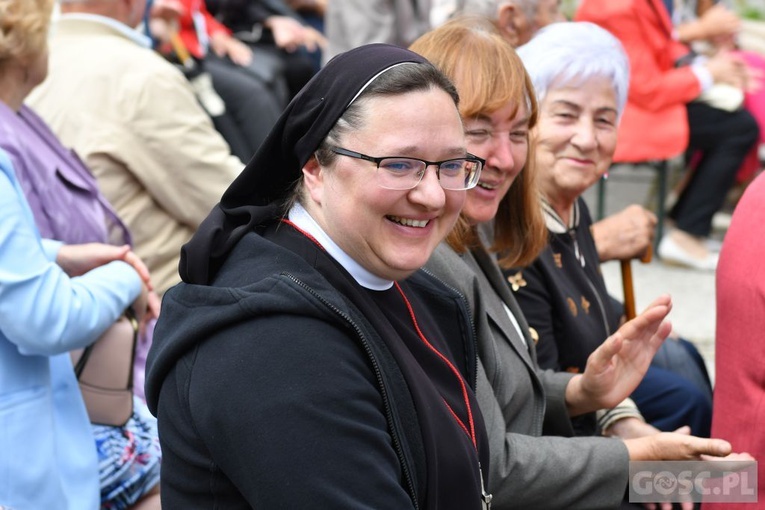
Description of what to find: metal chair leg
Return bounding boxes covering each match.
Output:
[655,160,668,245]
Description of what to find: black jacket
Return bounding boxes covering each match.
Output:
[510,198,621,374]
[145,214,488,509]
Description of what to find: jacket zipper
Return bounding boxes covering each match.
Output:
[421,268,479,391]
[423,269,494,508]
[283,273,420,510]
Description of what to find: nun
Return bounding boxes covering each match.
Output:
[145,43,492,509]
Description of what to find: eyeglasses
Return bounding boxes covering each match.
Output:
[330,147,484,191]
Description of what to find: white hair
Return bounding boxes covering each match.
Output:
[517,21,630,118]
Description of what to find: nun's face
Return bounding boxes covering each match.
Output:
[303,88,467,281]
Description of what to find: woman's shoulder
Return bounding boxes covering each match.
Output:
[424,243,477,289]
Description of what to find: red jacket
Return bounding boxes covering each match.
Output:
[575,0,701,162]
[705,172,765,509]
[177,0,232,59]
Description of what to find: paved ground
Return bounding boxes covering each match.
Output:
[581,164,726,383]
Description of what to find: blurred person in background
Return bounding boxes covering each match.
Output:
[28,0,244,297]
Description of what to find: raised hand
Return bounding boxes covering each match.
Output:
[565,294,672,415]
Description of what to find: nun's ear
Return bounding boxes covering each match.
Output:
[301,154,325,203]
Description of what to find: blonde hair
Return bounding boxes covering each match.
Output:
[410,15,547,268]
[0,0,55,72]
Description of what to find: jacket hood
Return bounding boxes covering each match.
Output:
[144,222,352,415]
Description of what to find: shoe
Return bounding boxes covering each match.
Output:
[658,234,719,271]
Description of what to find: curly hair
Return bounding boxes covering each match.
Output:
[0,0,55,72]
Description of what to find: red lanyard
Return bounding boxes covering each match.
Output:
[394,282,478,450]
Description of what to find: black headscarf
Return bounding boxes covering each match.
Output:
[180,44,429,284]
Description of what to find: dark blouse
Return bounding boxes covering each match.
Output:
[506,198,621,373]
[369,286,487,509]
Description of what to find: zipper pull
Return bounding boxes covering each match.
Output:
[479,463,492,510]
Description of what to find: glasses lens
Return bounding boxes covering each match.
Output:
[439,159,482,190]
[377,158,426,190]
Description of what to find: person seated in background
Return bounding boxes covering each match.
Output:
[29,0,244,297]
[206,0,324,99]
[673,0,765,195]
[413,16,745,510]
[576,0,759,271]
[322,0,433,64]
[0,3,162,508]
[284,0,326,71]
[0,140,156,508]
[457,0,660,266]
[459,0,564,47]
[507,20,714,439]
[707,170,765,510]
[148,0,284,162]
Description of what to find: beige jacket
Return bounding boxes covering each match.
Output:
[28,16,244,294]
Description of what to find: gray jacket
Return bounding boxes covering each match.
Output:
[425,243,629,509]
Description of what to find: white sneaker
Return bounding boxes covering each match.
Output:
[658,234,719,271]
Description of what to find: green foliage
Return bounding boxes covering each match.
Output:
[735,0,765,20]
[560,0,579,19]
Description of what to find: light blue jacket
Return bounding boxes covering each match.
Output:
[0,149,142,509]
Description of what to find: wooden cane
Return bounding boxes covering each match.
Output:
[620,245,653,321]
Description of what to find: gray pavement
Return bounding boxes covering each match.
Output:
[581,164,725,383]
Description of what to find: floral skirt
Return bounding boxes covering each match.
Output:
[93,397,161,510]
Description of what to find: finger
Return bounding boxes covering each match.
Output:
[124,251,153,290]
[148,291,162,319]
[655,320,672,344]
[700,452,755,462]
[692,438,732,458]
[617,306,668,340]
[236,53,253,67]
[588,332,623,372]
[641,294,672,312]
[673,425,691,435]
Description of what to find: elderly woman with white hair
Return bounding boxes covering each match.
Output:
[508,20,715,441]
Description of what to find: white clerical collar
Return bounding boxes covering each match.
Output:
[288,203,394,291]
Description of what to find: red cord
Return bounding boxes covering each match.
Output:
[394,282,477,449]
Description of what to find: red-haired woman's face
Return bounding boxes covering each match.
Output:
[462,101,530,225]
